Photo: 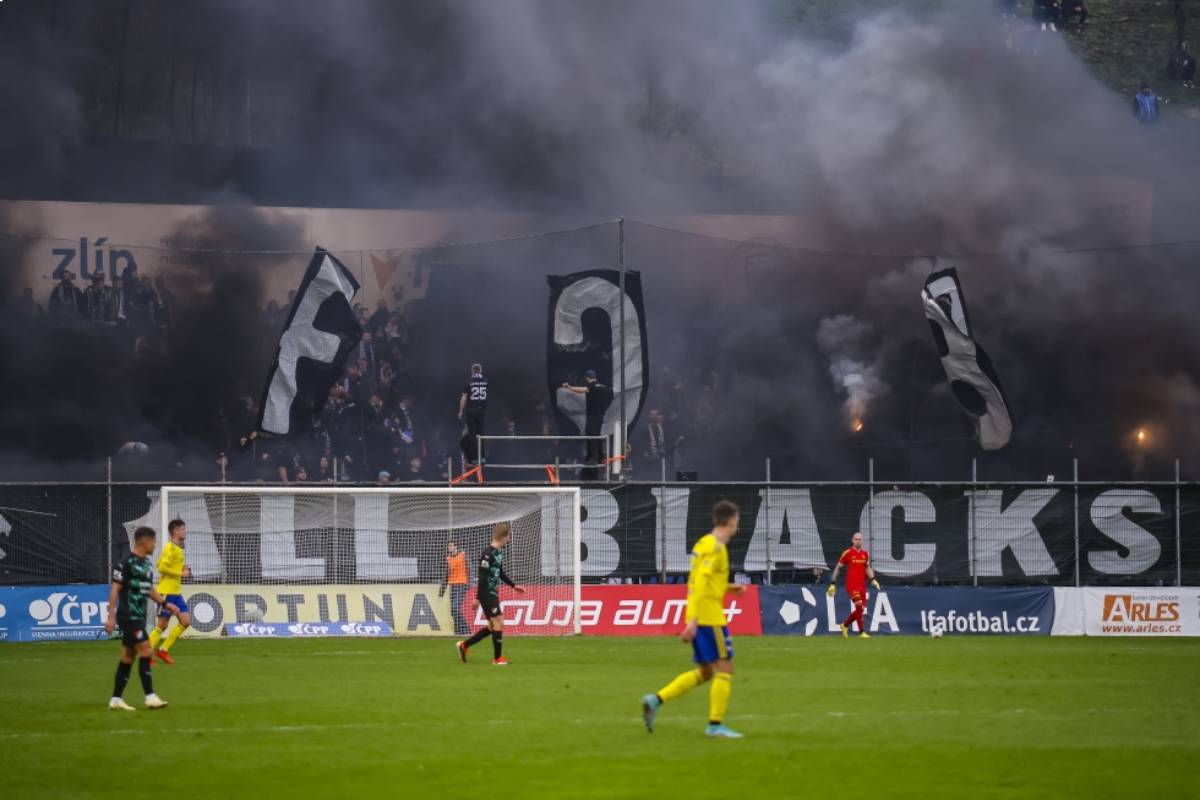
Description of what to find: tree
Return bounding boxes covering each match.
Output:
[1174,1,1200,46]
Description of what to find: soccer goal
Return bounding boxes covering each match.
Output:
[157,486,582,636]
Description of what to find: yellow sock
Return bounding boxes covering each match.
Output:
[149,627,164,650]
[657,668,704,702]
[162,624,186,652]
[708,672,732,724]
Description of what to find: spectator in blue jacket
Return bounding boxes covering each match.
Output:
[1133,84,1160,122]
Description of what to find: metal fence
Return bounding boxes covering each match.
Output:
[0,455,1196,588]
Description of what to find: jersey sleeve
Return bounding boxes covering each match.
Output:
[837,548,852,566]
[111,558,128,585]
[685,539,716,622]
[689,539,716,577]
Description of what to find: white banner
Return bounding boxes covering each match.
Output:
[1050,588,1085,636]
[178,583,450,638]
[1079,587,1200,636]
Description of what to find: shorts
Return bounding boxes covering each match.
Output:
[120,624,148,647]
[158,593,188,618]
[847,587,869,607]
[692,625,734,664]
[478,592,502,619]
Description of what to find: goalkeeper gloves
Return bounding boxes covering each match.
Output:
[871,579,881,590]
[826,583,836,598]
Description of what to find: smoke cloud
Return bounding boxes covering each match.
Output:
[2,1,1199,480]
[816,314,888,432]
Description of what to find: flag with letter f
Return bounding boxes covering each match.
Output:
[259,248,362,436]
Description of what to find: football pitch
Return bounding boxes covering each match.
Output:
[1,636,1197,800]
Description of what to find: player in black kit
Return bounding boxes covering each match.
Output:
[104,526,177,710]
[459,363,488,465]
[455,522,525,666]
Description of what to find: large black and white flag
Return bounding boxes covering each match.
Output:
[258,248,362,436]
[922,268,1012,450]
[546,269,649,440]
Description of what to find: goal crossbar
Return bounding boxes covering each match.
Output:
[158,485,583,635]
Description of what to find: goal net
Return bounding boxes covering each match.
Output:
[155,486,581,637]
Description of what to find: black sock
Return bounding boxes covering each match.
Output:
[112,661,132,698]
[464,627,491,648]
[492,630,503,660]
[138,657,154,695]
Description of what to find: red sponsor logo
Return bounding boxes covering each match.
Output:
[465,585,762,636]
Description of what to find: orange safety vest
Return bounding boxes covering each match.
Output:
[446,552,468,585]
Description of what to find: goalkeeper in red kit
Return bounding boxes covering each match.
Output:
[827,531,880,638]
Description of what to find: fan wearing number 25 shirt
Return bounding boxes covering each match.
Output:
[458,363,488,465]
[827,531,881,638]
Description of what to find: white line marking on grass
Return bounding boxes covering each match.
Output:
[734,708,1056,721]
[0,722,396,740]
[0,706,1145,742]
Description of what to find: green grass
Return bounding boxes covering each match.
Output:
[1,636,1197,799]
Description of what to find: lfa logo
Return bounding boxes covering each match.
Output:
[51,237,139,280]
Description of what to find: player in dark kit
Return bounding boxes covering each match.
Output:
[459,363,488,465]
[104,526,177,710]
[456,522,525,666]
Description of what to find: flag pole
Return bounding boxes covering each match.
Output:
[617,218,626,479]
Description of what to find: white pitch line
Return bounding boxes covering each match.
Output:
[0,721,400,740]
[3,706,1118,740]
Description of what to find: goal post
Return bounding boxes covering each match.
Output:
[157,485,583,636]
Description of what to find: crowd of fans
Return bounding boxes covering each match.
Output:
[224,297,455,485]
[27,267,175,357]
[223,299,736,485]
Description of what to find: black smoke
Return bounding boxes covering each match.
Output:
[0,204,304,480]
[2,2,1199,480]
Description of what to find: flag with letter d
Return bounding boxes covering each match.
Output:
[258,248,362,436]
[921,267,1012,451]
[546,269,649,438]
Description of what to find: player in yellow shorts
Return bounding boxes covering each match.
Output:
[641,500,746,738]
[149,519,191,665]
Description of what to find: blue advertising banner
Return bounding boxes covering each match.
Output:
[759,585,1055,636]
[0,584,111,642]
[223,621,395,638]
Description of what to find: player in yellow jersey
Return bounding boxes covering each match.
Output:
[641,500,746,738]
[149,519,191,665]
